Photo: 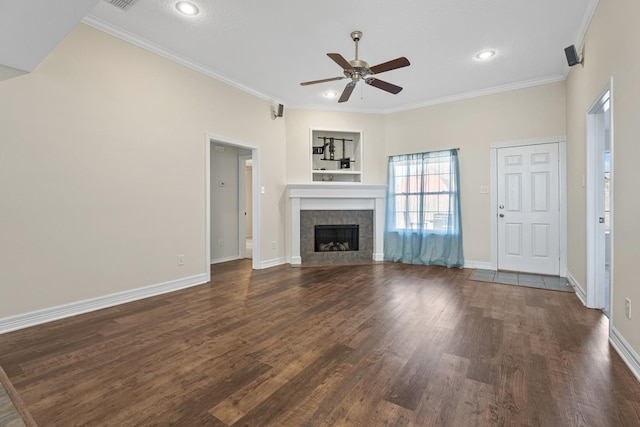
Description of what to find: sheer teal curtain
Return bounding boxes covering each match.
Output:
[384,149,464,268]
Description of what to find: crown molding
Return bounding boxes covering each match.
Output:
[575,0,600,49]
[81,16,283,106]
[290,75,565,115]
[382,75,566,114]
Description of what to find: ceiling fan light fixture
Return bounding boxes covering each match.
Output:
[175,1,199,15]
[475,50,496,60]
[324,91,338,98]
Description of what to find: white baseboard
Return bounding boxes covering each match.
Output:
[210,255,240,264]
[260,257,286,269]
[289,256,301,266]
[610,326,640,382]
[373,253,384,262]
[464,260,493,270]
[566,270,587,306]
[0,273,208,334]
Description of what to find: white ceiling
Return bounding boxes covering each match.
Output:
[0,0,100,72]
[6,0,598,113]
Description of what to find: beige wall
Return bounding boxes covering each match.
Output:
[385,82,567,263]
[566,0,640,353]
[285,109,388,185]
[0,24,286,318]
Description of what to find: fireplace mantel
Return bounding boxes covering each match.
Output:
[288,184,386,265]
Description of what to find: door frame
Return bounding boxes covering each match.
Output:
[585,78,614,310]
[238,154,252,259]
[490,136,567,275]
[205,133,261,281]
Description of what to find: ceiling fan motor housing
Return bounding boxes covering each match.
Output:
[345,60,371,80]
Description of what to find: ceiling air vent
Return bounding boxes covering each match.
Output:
[104,0,140,10]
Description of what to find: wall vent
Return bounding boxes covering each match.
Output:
[104,0,140,10]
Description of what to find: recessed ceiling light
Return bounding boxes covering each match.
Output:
[324,91,338,98]
[475,50,496,60]
[176,1,199,15]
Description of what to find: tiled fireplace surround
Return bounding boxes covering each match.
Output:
[288,184,386,266]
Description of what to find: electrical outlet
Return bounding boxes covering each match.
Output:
[625,298,632,320]
[177,254,185,266]
[272,240,277,250]
[218,238,224,247]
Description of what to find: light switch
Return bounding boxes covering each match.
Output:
[261,186,265,194]
[480,186,489,194]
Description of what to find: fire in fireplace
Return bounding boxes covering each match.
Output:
[314,224,359,252]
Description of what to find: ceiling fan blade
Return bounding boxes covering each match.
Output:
[327,53,354,70]
[338,81,357,103]
[300,76,346,86]
[365,78,403,94]
[369,57,410,75]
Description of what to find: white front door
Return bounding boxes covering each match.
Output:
[497,143,560,275]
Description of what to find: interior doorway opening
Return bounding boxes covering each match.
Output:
[206,135,260,280]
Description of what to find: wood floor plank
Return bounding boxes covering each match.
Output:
[0,260,638,426]
[384,328,448,410]
[230,343,352,426]
[449,378,496,427]
[416,352,471,426]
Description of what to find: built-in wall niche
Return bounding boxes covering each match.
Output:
[310,129,362,183]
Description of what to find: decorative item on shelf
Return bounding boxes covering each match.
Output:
[310,128,362,183]
[317,136,353,161]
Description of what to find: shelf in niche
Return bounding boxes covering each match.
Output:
[312,170,362,174]
[310,128,363,183]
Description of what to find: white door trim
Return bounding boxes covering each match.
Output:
[490,136,567,275]
[238,154,252,259]
[585,78,614,310]
[205,133,261,282]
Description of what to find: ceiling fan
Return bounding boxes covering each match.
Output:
[300,31,410,103]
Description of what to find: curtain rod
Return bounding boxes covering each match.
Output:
[387,148,460,158]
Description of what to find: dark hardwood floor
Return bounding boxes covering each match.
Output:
[0,260,638,426]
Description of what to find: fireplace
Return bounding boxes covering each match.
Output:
[288,184,387,266]
[300,210,372,265]
[315,224,359,252]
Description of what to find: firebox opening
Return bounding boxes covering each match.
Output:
[314,224,359,252]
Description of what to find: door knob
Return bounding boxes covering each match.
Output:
[499,214,504,218]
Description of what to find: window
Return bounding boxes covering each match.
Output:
[387,150,459,233]
[383,149,464,267]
